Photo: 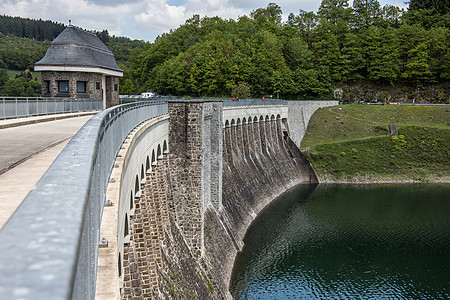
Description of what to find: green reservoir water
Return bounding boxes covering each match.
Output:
[230,184,450,299]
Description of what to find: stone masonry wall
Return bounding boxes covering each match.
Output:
[41,71,102,99]
[41,71,120,107]
[106,76,120,107]
[167,101,204,255]
[122,101,225,299]
[201,116,318,296]
[122,150,218,299]
[121,101,318,299]
[201,102,223,213]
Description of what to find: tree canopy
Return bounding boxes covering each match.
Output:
[128,1,449,98]
[0,15,65,41]
[0,0,449,99]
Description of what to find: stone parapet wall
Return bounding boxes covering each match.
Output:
[223,105,288,127]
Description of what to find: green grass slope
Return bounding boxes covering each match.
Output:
[301,105,450,182]
[7,69,41,83]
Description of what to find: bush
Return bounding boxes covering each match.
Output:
[231,82,251,99]
[378,91,388,102]
[436,90,446,104]
[0,68,8,89]
[2,77,40,96]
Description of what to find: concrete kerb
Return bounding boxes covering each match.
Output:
[95,114,169,300]
[0,111,100,129]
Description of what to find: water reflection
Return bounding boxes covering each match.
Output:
[230,184,450,299]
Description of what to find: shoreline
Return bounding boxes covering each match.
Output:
[316,175,450,184]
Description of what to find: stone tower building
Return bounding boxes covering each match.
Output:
[34,26,123,108]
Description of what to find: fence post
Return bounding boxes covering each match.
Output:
[15,98,18,118]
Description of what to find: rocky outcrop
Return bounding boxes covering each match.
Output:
[340,81,450,104]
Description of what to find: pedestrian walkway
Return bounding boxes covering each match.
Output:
[0,140,69,229]
[0,112,97,229]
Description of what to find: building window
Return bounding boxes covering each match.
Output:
[77,81,86,93]
[96,82,100,90]
[58,81,69,93]
[114,84,118,92]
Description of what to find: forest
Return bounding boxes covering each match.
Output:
[128,0,449,101]
[0,0,449,101]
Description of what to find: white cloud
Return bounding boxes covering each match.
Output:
[0,0,139,36]
[135,0,186,34]
[388,0,408,10]
[134,0,247,39]
[227,0,322,14]
[0,0,407,42]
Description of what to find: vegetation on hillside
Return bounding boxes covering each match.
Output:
[0,0,449,98]
[0,68,41,96]
[301,105,450,182]
[0,33,50,71]
[128,0,449,99]
[0,15,65,41]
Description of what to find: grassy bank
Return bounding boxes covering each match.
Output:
[301,105,449,183]
[6,69,41,83]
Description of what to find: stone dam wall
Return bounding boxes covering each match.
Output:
[119,101,334,299]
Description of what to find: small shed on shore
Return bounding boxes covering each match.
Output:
[34,25,123,108]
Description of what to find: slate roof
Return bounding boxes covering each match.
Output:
[35,26,123,73]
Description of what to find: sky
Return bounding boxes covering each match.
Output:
[0,0,408,42]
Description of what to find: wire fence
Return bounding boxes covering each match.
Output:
[0,97,103,120]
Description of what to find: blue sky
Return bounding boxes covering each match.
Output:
[0,0,408,42]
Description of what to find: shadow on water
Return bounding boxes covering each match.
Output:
[230,183,450,300]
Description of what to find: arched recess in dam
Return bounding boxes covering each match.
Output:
[119,118,169,285]
[97,114,169,298]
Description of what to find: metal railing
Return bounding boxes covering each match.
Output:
[0,100,168,299]
[0,97,103,120]
[223,98,288,107]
